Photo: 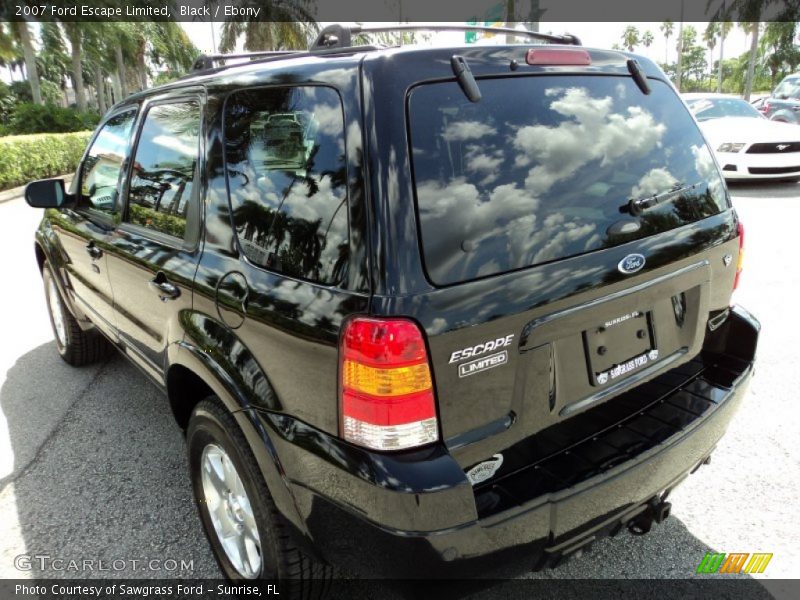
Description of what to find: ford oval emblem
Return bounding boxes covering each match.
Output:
[618,253,646,275]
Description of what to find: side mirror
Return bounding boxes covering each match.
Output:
[25,178,70,208]
[777,93,789,100]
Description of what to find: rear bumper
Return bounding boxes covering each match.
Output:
[256,305,759,578]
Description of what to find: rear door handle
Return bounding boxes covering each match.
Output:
[149,272,181,301]
[86,241,102,260]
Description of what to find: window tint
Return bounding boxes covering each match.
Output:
[408,76,727,286]
[80,110,136,214]
[127,102,201,240]
[224,86,349,285]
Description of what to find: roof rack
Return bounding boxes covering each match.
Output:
[192,51,299,72]
[310,23,582,50]
[189,23,581,75]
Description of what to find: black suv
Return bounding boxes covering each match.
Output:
[25,24,759,590]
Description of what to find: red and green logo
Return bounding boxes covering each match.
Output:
[696,552,773,574]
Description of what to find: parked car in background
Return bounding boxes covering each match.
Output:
[685,93,800,181]
[758,73,800,123]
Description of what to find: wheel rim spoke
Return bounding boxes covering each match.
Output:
[200,443,262,579]
[48,280,66,346]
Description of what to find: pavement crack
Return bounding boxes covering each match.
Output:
[0,358,111,493]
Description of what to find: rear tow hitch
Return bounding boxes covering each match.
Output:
[627,498,672,535]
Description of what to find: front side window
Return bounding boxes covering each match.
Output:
[80,110,136,214]
[127,101,201,240]
[224,86,349,285]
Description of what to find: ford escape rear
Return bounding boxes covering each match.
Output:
[25,24,758,592]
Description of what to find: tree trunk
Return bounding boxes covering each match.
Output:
[717,33,725,93]
[505,0,516,44]
[676,21,684,91]
[68,31,87,111]
[665,36,669,64]
[136,38,148,91]
[115,44,129,97]
[110,72,122,105]
[743,22,759,101]
[15,21,42,104]
[94,63,107,114]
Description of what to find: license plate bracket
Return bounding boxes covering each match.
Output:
[584,311,656,386]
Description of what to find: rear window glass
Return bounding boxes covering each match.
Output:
[408,75,727,286]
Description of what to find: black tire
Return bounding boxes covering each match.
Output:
[42,263,112,367]
[187,397,332,598]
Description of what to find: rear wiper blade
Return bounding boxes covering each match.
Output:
[623,182,700,216]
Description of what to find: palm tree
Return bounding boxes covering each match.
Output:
[61,23,87,110]
[13,20,43,104]
[37,23,70,106]
[621,25,640,52]
[703,23,719,78]
[713,0,769,100]
[660,20,674,64]
[743,22,761,100]
[149,22,198,74]
[220,21,317,52]
[642,30,655,50]
[216,0,317,52]
[717,21,733,92]
[84,24,116,113]
[760,22,799,86]
[676,21,686,91]
[0,24,17,83]
[109,23,138,100]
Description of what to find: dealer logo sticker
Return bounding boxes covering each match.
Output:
[458,351,508,378]
[466,454,504,485]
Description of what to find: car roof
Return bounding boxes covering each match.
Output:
[112,41,664,112]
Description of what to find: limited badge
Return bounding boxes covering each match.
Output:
[466,454,504,485]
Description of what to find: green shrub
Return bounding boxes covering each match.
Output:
[0,131,92,190]
[5,103,100,135]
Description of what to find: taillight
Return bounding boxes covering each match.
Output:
[340,317,438,451]
[734,221,745,290]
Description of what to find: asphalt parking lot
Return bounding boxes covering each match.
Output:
[0,182,797,597]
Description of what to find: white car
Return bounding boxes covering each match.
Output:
[684,93,800,181]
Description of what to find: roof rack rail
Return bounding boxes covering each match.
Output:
[310,23,581,50]
[191,50,299,72]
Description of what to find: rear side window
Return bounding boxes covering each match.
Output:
[127,101,201,240]
[224,86,349,286]
[79,110,136,215]
[408,76,727,286]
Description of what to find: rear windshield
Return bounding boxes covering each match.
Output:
[408,75,727,285]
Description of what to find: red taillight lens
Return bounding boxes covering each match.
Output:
[340,318,438,451]
[734,221,745,290]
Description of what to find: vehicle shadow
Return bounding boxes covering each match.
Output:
[0,342,220,578]
[0,343,778,598]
